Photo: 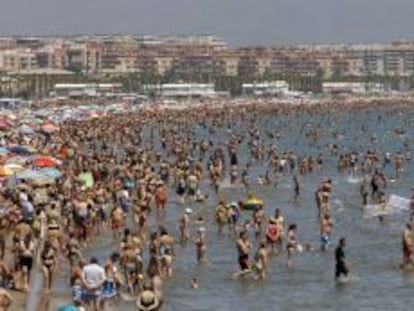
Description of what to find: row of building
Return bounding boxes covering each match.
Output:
[2,36,414,81]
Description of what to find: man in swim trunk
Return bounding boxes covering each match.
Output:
[236,231,251,271]
[320,213,333,251]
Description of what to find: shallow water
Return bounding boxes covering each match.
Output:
[51,107,414,311]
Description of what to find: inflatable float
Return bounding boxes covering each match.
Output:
[241,194,263,211]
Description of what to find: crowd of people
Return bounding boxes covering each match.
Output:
[0,97,412,310]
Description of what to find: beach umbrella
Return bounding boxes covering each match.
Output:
[16,169,44,181]
[41,122,59,134]
[32,118,44,124]
[9,146,32,155]
[6,156,29,166]
[2,118,15,127]
[19,125,35,135]
[33,157,59,168]
[33,110,50,117]
[0,121,10,131]
[0,147,9,155]
[88,112,100,119]
[0,167,13,176]
[3,163,24,172]
[20,120,37,128]
[6,114,16,121]
[39,168,62,180]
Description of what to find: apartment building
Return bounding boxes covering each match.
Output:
[169,55,214,80]
[153,56,174,76]
[100,39,139,73]
[213,53,240,76]
[0,37,16,50]
[0,49,37,72]
[403,51,414,75]
[36,44,68,69]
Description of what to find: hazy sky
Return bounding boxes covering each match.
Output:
[1,0,413,46]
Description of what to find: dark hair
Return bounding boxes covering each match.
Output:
[90,257,98,264]
[110,252,120,262]
[288,224,297,231]
[159,226,168,236]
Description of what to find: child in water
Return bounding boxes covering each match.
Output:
[189,278,198,289]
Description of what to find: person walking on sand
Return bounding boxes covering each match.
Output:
[41,240,57,293]
[81,257,106,311]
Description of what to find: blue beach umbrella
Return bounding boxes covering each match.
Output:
[19,125,35,135]
[0,147,9,155]
[9,146,32,155]
[39,168,62,180]
[16,169,44,181]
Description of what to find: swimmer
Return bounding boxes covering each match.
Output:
[189,278,198,289]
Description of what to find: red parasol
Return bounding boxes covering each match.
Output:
[33,157,59,168]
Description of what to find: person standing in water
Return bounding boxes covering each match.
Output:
[320,213,334,251]
[236,231,251,272]
[274,209,285,253]
[402,223,413,266]
[254,241,268,279]
[293,175,300,201]
[253,206,265,239]
[286,224,298,268]
[178,209,192,243]
[335,237,349,281]
[194,227,207,264]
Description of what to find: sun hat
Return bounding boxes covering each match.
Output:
[136,290,160,311]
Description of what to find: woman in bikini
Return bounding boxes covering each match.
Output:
[41,241,57,293]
